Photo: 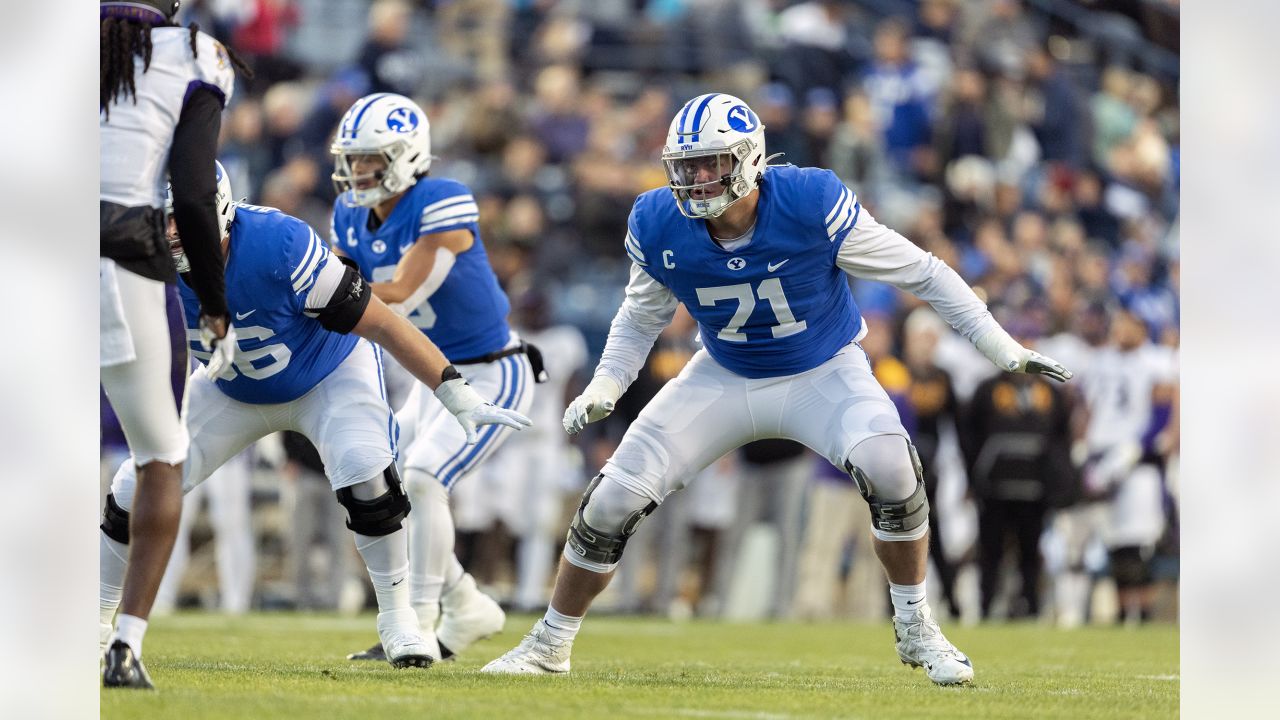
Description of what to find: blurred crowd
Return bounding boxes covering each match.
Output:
[101,0,1180,627]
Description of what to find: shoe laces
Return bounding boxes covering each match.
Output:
[899,612,962,658]
[522,623,568,657]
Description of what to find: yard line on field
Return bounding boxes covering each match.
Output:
[1136,674,1179,681]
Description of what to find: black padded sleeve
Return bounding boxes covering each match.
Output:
[314,263,373,334]
[169,86,228,318]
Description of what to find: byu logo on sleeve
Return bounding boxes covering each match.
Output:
[386,107,419,133]
[726,105,758,133]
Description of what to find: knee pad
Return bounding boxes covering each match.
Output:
[336,464,411,537]
[100,493,131,545]
[845,435,929,540]
[565,474,657,569]
[1108,545,1153,589]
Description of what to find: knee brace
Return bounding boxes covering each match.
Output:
[1108,545,1153,589]
[100,493,131,545]
[845,438,929,538]
[565,474,657,568]
[336,464,411,537]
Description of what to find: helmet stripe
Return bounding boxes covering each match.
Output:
[676,97,699,137]
[346,93,392,138]
[688,93,719,143]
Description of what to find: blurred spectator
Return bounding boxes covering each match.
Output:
[232,0,303,91]
[436,0,511,82]
[528,65,591,164]
[280,432,360,611]
[1023,44,1087,169]
[154,451,257,615]
[757,83,809,168]
[862,17,936,179]
[801,87,841,169]
[358,0,424,96]
[961,331,1075,620]
[774,0,858,100]
[902,308,963,619]
[828,90,889,199]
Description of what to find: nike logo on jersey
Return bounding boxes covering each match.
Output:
[235,309,256,321]
[767,259,790,272]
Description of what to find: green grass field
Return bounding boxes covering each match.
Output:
[101,613,1177,720]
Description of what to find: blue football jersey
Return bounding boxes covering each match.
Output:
[330,177,511,360]
[627,165,864,379]
[179,204,359,404]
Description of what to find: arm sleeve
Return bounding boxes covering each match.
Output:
[168,87,227,318]
[593,263,679,393]
[835,206,1001,344]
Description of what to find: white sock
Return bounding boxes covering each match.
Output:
[100,532,128,632]
[542,606,583,643]
[889,581,928,622]
[113,614,148,658]
[442,554,465,595]
[353,529,411,614]
[405,471,453,612]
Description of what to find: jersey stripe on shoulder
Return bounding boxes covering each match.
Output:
[624,230,647,266]
[418,194,479,236]
[824,187,859,242]
[291,228,326,294]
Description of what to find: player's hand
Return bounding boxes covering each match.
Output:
[435,377,532,444]
[199,313,237,381]
[563,376,623,436]
[975,328,1072,382]
[1017,349,1072,382]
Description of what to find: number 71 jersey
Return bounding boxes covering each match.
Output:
[627,164,863,379]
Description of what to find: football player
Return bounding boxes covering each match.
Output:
[99,0,249,688]
[98,163,531,678]
[329,93,542,663]
[484,93,1072,685]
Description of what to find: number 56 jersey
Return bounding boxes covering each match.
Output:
[178,205,358,404]
[626,165,863,379]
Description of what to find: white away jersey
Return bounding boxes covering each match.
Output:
[1083,343,1177,452]
[100,27,235,208]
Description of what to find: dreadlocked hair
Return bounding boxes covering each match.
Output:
[100,18,253,121]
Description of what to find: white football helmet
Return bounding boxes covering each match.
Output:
[331,93,433,208]
[165,160,235,271]
[661,93,767,219]
[164,159,236,234]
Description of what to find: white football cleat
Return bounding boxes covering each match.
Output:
[437,573,506,658]
[377,608,438,669]
[893,605,974,685]
[480,620,572,675]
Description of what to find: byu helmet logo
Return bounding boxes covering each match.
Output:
[726,105,758,133]
[386,107,419,133]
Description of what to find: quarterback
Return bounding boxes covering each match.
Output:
[484,93,1071,685]
[329,92,542,663]
[99,163,530,680]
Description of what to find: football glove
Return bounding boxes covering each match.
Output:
[435,376,532,444]
[563,376,623,436]
[199,314,237,381]
[975,328,1072,382]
